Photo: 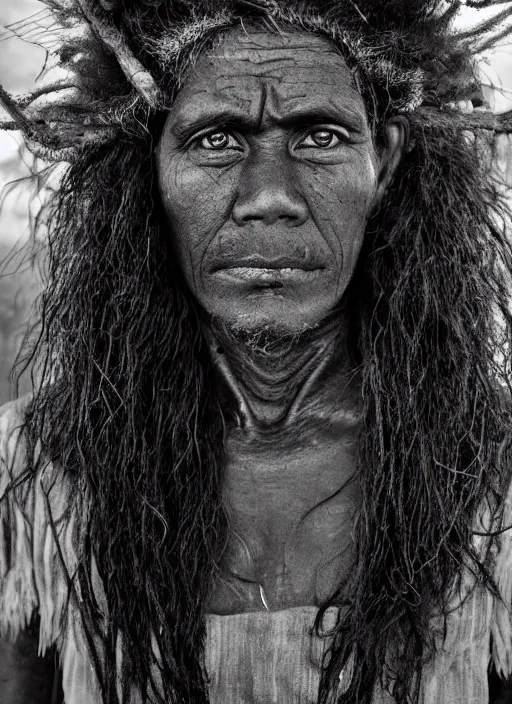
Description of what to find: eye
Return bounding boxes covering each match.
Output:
[199,130,241,151]
[297,128,349,149]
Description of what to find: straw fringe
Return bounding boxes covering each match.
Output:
[60,613,103,704]
[0,398,104,701]
[491,477,512,679]
[0,398,132,703]
[0,400,38,640]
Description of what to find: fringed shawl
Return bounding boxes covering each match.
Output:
[0,397,102,703]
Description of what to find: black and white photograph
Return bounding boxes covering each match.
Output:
[1,1,512,703]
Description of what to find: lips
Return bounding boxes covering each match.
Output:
[211,264,323,287]
[211,254,323,273]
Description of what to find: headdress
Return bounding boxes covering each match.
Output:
[0,0,512,163]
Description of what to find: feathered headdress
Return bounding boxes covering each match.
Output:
[1,0,512,163]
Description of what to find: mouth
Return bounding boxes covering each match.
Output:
[211,256,324,287]
[212,254,322,272]
[213,266,320,284]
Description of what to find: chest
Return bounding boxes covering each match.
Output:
[208,423,360,613]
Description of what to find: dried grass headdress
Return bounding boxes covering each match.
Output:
[1,0,512,163]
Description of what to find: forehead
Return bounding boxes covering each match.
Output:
[170,27,368,129]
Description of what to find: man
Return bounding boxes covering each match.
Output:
[1,1,512,703]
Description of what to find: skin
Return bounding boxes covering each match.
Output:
[157,27,407,612]
[157,28,406,334]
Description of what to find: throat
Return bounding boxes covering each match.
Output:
[206,317,349,430]
[204,316,362,613]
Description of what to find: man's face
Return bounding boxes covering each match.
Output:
[157,28,400,333]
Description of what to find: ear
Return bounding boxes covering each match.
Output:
[373,116,409,206]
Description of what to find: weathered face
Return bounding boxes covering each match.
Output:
[157,27,405,333]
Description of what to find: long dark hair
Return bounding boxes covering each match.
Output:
[11,1,512,702]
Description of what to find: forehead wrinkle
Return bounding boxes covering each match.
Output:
[171,89,264,135]
[204,28,347,75]
[254,81,368,131]
[172,31,368,134]
[207,47,338,66]
[201,67,365,117]
[198,52,362,103]
[203,51,347,78]
[217,27,338,53]
[171,81,368,137]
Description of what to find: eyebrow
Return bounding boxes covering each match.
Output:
[170,104,368,141]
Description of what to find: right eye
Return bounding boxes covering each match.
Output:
[199,130,242,151]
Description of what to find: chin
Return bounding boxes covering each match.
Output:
[211,298,326,338]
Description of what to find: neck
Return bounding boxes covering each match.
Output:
[206,315,356,432]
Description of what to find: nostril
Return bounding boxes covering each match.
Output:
[235,207,308,227]
[240,213,297,225]
[241,214,265,223]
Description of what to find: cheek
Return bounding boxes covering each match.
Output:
[157,152,239,276]
[301,155,377,272]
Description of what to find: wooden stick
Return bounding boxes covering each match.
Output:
[0,85,35,136]
[416,106,512,133]
[76,0,162,107]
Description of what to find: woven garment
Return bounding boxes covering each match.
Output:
[0,397,510,704]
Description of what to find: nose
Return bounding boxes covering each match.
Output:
[232,152,309,227]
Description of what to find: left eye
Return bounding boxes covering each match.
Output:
[298,129,347,149]
[199,131,241,150]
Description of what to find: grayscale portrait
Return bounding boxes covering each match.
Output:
[1,1,512,703]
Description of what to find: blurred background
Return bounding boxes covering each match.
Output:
[0,1,512,407]
[0,0,48,405]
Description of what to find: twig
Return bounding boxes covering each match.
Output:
[0,85,35,136]
[416,106,512,133]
